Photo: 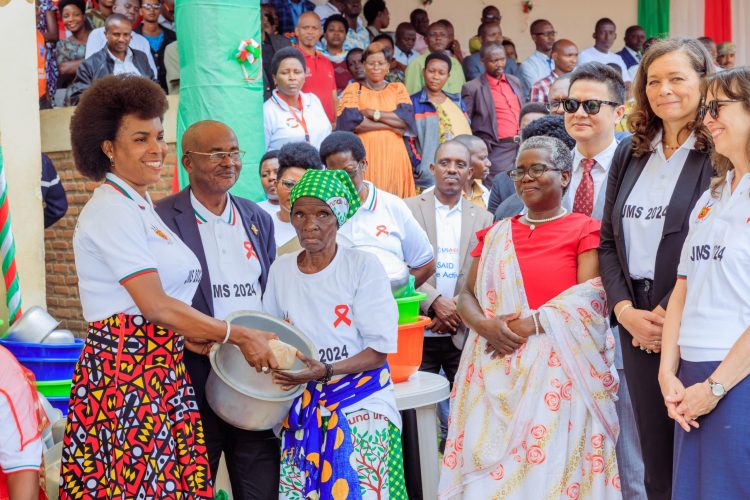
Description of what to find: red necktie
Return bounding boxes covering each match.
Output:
[572,159,596,216]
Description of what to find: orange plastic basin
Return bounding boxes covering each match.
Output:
[388,316,430,383]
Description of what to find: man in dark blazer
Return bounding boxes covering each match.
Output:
[155,120,278,499]
[461,41,523,189]
[404,140,493,444]
[616,25,645,70]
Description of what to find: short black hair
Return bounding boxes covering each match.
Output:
[363,0,386,25]
[480,41,505,60]
[478,20,501,39]
[70,75,168,181]
[324,14,349,33]
[520,114,575,149]
[595,17,616,32]
[425,51,452,72]
[625,25,644,37]
[569,62,625,104]
[259,150,279,173]
[519,102,549,125]
[319,131,367,163]
[372,33,394,47]
[454,134,485,150]
[346,47,364,66]
[58,0,86,14]
[409,8,427,24]
[277,142,323,179]
[105,13,130,31]
[362,40,392,63]
[482,5,500,17]
[529,19,551,35]
[502,39,516,48]
[271,47,306,77]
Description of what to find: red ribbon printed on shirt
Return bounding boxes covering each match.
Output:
[333,304,352,328]
[244,241,256,260]
[375,225,389,236]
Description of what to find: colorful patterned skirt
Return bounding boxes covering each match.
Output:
[59,314,213,499]
[279,409,407,499]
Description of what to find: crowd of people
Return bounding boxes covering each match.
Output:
[2,0,747,499]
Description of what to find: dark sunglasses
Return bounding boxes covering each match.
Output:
[562,98,622,115]
[507,164,563,181]
[698,99,741,120]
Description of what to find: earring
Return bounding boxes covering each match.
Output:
[108,156,114,166]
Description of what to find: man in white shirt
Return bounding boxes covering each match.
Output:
[393,22,418,69]
[404,140,493,446]
[577,18,632,85]
[85,0,157,79]
[519,19,557,97]
[155,120,279,499]
[314,0,344,23]
[563,61,647,500]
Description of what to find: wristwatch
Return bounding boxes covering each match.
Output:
[373,109,381,122]
[707,377,726,398]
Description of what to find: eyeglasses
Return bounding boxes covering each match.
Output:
[562,98,622,115]
[533,30,557,37]
[546,99,563,113]
[507,164,564,181]
[279,179,297,190]
[186,150,245,162]
[699,99,741,120]
[365,60,389,68]
[141,3,161,10]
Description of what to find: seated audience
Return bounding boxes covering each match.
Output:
[134,0,177,92]
[263,47,331,150]
[410,52,471,189]
[84,0,157,79]
[529,39,578,104]
[56,0,92,103]
[321,14,353,92]
[405,21,466,95]
[337,42,417,198]
[69,14,155,104]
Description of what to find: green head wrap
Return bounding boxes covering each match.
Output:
[289,169,361,227]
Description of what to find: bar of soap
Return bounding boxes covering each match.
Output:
[269,339,298,369]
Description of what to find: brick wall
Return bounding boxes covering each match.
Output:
[44,146,178,335]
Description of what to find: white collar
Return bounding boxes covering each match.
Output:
[190,190,235,225]
[624,46,640,57]
[361,181,378,211]
[572,138,619,171]
[107,47,133,63]
[104,172,151,208]
[271,89,311,111]
[650,130,697,155]
[434,196,462,214]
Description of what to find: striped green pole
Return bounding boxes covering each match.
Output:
[0,143,22,326]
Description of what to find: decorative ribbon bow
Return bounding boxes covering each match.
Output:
[234,39,262,81]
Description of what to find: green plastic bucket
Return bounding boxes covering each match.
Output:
[36,379,73,398]
[395,292,427,325]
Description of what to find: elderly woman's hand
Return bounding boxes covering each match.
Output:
[673,381,721,429]
[272,352,326,391]
[478,312,525,358]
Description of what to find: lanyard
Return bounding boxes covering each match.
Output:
[275,91,310,143]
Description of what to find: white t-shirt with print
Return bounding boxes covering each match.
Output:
[263,246,401,428]
[425,199,462,338]
[263,90,332,151]
[74,173,202,322]
[337,181,434,269]
[577,47,632,82]
[677,171,750,362]
[191,192,263,319]
[623,132,695,279]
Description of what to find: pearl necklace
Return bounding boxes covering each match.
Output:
[523,208,568,230]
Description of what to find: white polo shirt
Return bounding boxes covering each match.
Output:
[74,173,202,322]
[108,48,142,76]
[263,90,332,151]
[337,181,434,269]
[191,192,262,319]
[566,139,619,206]
[577,47,632,82]
[263,246,401,427]
[677,171,750,362]
[623,132,695,279]
[84,27,157,78]
[425,199,462,338]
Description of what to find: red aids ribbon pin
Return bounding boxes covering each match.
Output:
[375,225,389,236]
[333,304,352,328]
[244,241,256,260]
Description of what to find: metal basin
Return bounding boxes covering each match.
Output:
[353,245,411,297]
[43,329,76,344]
[5,306,60,343]
[206,311,317,431]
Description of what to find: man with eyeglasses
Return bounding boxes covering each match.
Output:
[545,74,571,115]
[578,18,632,85]
[84,0,158,79]
[529,39,578,104]
[135,0,176,92]
[155,120,279,498]
[519,19,556,98]
[405,21,466,95]
[562,61,647,500]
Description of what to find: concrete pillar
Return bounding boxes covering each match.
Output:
[0,0,47,323]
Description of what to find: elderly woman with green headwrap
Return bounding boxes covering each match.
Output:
[264,169,406,499]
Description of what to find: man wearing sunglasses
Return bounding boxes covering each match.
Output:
[135,1,176,92]
[519,18,557,97]
[563,62,647,500]
[155,120,280,498]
